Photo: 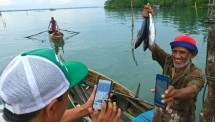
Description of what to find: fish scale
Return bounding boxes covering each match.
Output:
[133,13,155,51]
[148,13,156,50]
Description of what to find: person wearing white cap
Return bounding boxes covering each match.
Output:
[141,5,205,122]
[0,48,121,122]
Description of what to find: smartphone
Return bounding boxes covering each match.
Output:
[93,79,112,110]
[154,74,169,109]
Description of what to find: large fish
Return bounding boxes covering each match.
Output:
[133,17,148,49]
[148,13,155,50]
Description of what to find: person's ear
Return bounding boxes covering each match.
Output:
[190,52,197,58]
[45,99,58,117]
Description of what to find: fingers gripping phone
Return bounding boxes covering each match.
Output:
[154,74,169,109]
[93,79,112,110]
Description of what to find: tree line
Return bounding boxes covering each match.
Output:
[104,0,208,9]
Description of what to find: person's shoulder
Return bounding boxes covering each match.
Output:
[190,63,204,77]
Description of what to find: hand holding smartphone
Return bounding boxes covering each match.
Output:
[93,79,112,110]
[154,74,169,109]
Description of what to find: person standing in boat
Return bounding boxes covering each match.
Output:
[48,17,59,32]
[0,48,121,122]
[143,5,205,122]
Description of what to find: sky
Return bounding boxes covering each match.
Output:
[0,0,106,10]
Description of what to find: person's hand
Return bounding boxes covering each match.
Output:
[83,85,114,115]
[93,101,121,122]
[161,85,175,111]
[142,5,154,18]
[83,85,97,114]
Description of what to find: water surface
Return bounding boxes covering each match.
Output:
[0,7,213,121]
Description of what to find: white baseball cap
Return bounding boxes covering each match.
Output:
[0,48,88,114]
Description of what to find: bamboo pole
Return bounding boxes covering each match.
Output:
[205,30,215,98]
[195,2,198,17]
[130,0,134,27]
[201,30,215,122]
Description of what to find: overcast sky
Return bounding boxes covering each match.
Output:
[0,0,106,10]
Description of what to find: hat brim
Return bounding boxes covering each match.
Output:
[170,41,198,54]
[63,61,88,88]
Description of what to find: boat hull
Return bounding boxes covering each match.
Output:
[48,30,64,40]
[69,69,154,121]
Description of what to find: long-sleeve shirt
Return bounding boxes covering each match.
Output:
[151,44,205,122]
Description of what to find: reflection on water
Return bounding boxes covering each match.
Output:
[49,38,65,54]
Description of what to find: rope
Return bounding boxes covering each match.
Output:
[202,77,208,104]
[205,75,215,81]
[25,31,46,38]
[202,74,215,104]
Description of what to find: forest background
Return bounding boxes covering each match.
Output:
[104,0,208,9]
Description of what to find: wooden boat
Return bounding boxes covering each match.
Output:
[204,19,215,24]
[68,69,154,122]
[49,8,56,11]
[48,30,64,40]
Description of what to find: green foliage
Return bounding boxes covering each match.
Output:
[104,0,149,9]
[104,0,208,9]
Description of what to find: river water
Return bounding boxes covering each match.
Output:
[0,7,214,121]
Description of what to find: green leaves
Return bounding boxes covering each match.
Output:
[104,0,208,9]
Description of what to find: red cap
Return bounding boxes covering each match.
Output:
[170,35,198,54]
[174,35,196,46]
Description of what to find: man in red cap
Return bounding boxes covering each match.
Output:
[143,5,205,122]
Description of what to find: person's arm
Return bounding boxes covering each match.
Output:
[60,85,96,122]
[174,75,205,100]
[161,76,204,111]
[142,5,171,68]
[56,22,60,30]
[60,103,93,122]
[48,21,51,29]
[60,85,122,122]
[174,86,197,100]
[160,85,197,112]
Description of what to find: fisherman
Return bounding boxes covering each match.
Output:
[143,5,205,122]
[0,48,121,122]
[48,17,59,32]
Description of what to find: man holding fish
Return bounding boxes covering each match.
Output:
[142,5,205,122]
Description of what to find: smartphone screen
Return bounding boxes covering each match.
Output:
[154,74,169,109]
[93,79,112,110]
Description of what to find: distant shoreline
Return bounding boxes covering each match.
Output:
[0,6,104,12]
